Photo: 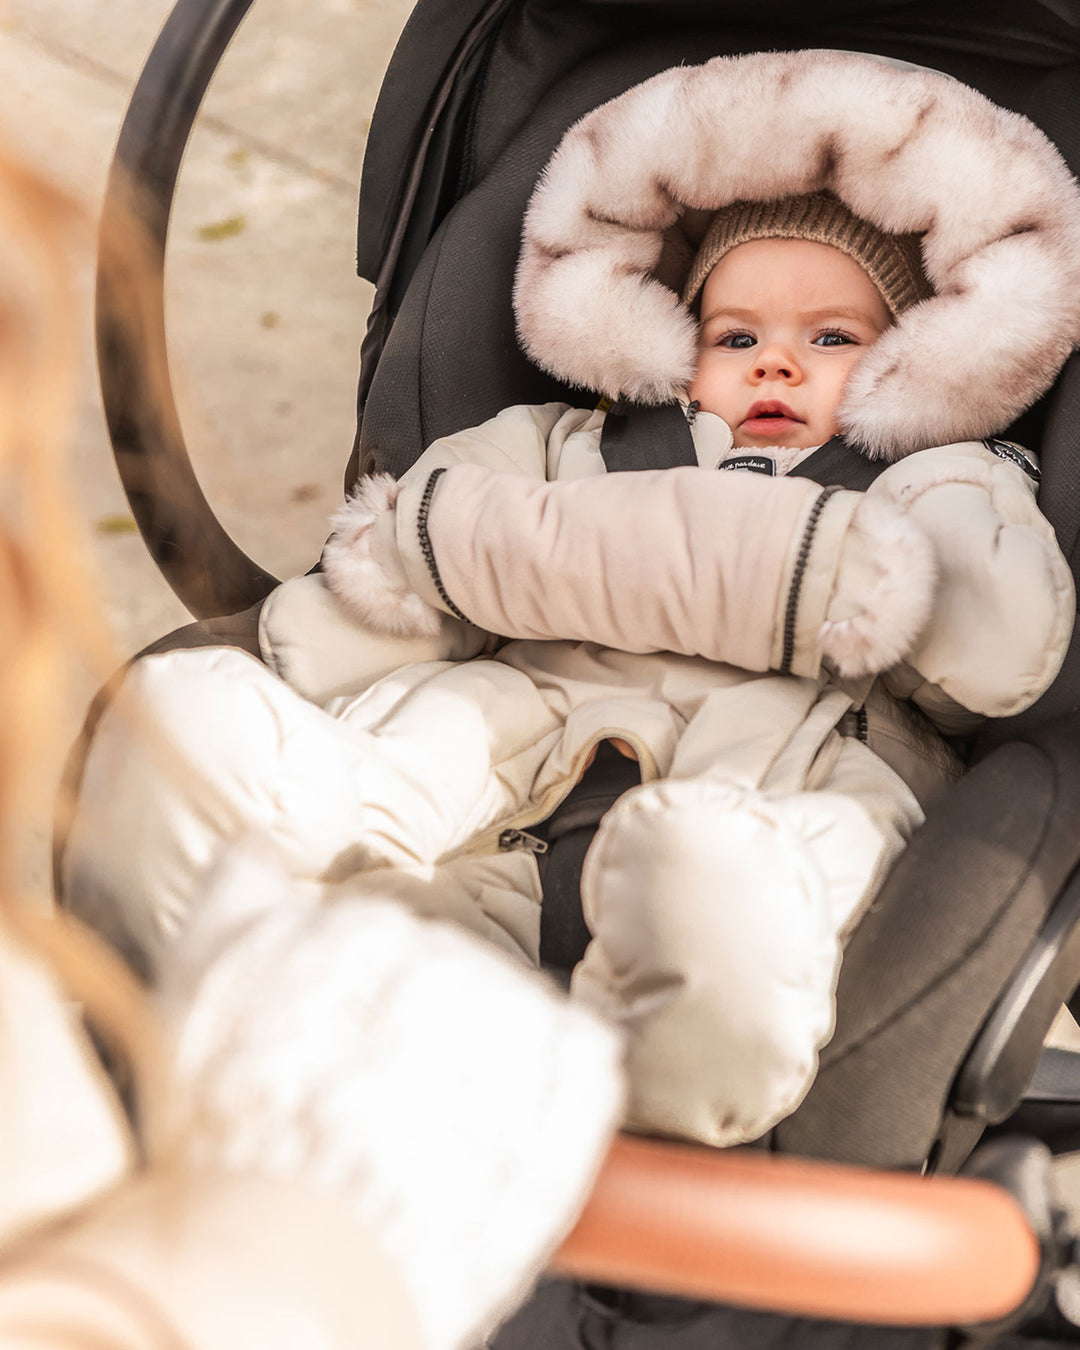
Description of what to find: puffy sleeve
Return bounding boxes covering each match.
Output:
[269,404,585,704]
[324,402,953,683]
[352,459,942,681]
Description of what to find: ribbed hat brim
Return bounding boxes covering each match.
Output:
[683,193,932,317]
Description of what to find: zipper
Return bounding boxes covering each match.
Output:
[780,484,842,675]
[418,468,471,623]
[838,704,870,744]
[454,733,652,864]
[498,828,549,855]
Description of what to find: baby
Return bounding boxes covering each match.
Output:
[310,181,1070,1146]
[64,52,1079,1151]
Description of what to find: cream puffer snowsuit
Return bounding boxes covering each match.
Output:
[63,398,1073,1149]
[64,48,1080,1150]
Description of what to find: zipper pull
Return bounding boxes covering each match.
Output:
[498,828,549,855]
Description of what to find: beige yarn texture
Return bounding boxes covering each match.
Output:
[683,192,932,317]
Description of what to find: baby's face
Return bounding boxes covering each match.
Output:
[689,238,892,450]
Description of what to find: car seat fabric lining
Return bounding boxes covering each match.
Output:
[355,0,513,286]
[776,726,1080,1169]
[359,0,1080,302]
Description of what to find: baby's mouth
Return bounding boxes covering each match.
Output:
[740,401,803,434]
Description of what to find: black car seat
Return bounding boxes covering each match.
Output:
[306,0,1080,1176]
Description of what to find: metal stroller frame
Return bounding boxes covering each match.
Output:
[91,0,1080,1341]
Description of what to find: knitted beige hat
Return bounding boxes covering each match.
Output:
[683,192,932,317]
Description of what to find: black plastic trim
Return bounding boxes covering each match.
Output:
[952,862,1080,1122]
[985,1047,1080,1157]
[96,0,280,619]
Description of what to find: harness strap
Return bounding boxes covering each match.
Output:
[788,433,891,490]
[538,743,641,983]
[598,400,698,473]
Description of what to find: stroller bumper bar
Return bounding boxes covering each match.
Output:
[557,1134,1057,1331]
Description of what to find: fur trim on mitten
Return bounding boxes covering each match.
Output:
[322,474,443,639]
[821,494,938,678]
[158,844,625,1350]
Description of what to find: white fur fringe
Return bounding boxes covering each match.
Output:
[821,494,937,678]
[322,474,443,639]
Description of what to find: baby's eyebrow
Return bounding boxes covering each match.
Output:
[699,304,880,327]
[700,306,759,326]
[798,305,879,325]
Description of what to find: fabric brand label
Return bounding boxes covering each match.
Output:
[719,454,776,475]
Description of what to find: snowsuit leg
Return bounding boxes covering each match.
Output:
[61,648,550,976]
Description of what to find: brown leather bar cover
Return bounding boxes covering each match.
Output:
[553,1135,1041,1326]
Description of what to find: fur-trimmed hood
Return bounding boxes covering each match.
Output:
[513,50,1080,460]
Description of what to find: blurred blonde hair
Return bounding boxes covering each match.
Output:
[0,138,161,1112]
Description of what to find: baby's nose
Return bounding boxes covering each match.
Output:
[754,344,801,382]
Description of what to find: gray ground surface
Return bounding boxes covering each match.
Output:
[7,0,1080,1249]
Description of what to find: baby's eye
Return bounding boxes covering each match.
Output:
[813,330,856,348]
[715,331,756,350]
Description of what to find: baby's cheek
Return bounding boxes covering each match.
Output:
[687,358,725,416]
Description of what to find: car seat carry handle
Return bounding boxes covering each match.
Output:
[97,0,281,619]
[553,1133,1043,1327]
